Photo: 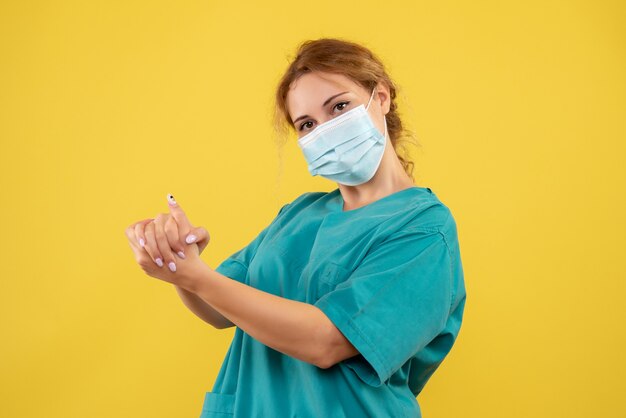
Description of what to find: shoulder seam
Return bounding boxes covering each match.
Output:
[437,224,456,314]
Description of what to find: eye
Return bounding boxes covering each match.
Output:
[333,101,350,112]
[299,121,314,131]
[298,101,351,132]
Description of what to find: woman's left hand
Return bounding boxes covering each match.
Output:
[124,195,207,291]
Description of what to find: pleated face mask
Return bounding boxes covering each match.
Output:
[297,86,387,186]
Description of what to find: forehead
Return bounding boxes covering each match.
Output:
[286,71,362,120]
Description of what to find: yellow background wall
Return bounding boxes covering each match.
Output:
[1,1,624,417]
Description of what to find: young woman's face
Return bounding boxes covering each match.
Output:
[286,71,388,139]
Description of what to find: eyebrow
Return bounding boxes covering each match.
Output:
[292,91,350,125]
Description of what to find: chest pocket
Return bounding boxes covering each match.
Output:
[300,261,352,302]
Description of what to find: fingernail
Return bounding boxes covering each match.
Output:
[177,251,186,259]
[168,261,177,272]
[155,257,163,267]
[139,238,145,247]
[167,193,177,207]
[186,234,197,244]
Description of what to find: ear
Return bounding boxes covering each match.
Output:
[374,81,392,115]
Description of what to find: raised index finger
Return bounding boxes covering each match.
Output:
[166,193,193,234]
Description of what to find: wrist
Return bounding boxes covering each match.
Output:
[183,261,213,294]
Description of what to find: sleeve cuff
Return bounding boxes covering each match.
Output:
[214,259,249,284]
[315,296,390,387]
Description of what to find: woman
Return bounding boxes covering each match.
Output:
[125,38,466,418]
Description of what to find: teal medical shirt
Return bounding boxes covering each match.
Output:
[199,186,466,418]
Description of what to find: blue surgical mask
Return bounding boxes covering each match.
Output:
[297,87,387,186]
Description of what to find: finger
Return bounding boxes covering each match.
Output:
[125,224,142,254]
[189,226,211,253]
[143,221,164,268]
[128,218,154,229]
[125,219,153,253]
[133,219,154,249]
[154,213,178,273]
[166,193,194,242]
[164,216,187,260]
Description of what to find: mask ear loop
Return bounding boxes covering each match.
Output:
[365,87,376,111]
[383,114,388,139]
[366,86,387,140]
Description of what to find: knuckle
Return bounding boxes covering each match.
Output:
[161,248,173,260]
[137,257,151,269]
[138,253,149,262]
[170,236,183,249]
[170,240,183,253]
[164,222,176,235]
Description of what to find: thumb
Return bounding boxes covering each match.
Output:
[187,226,210,252]
[166,193,194,235]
